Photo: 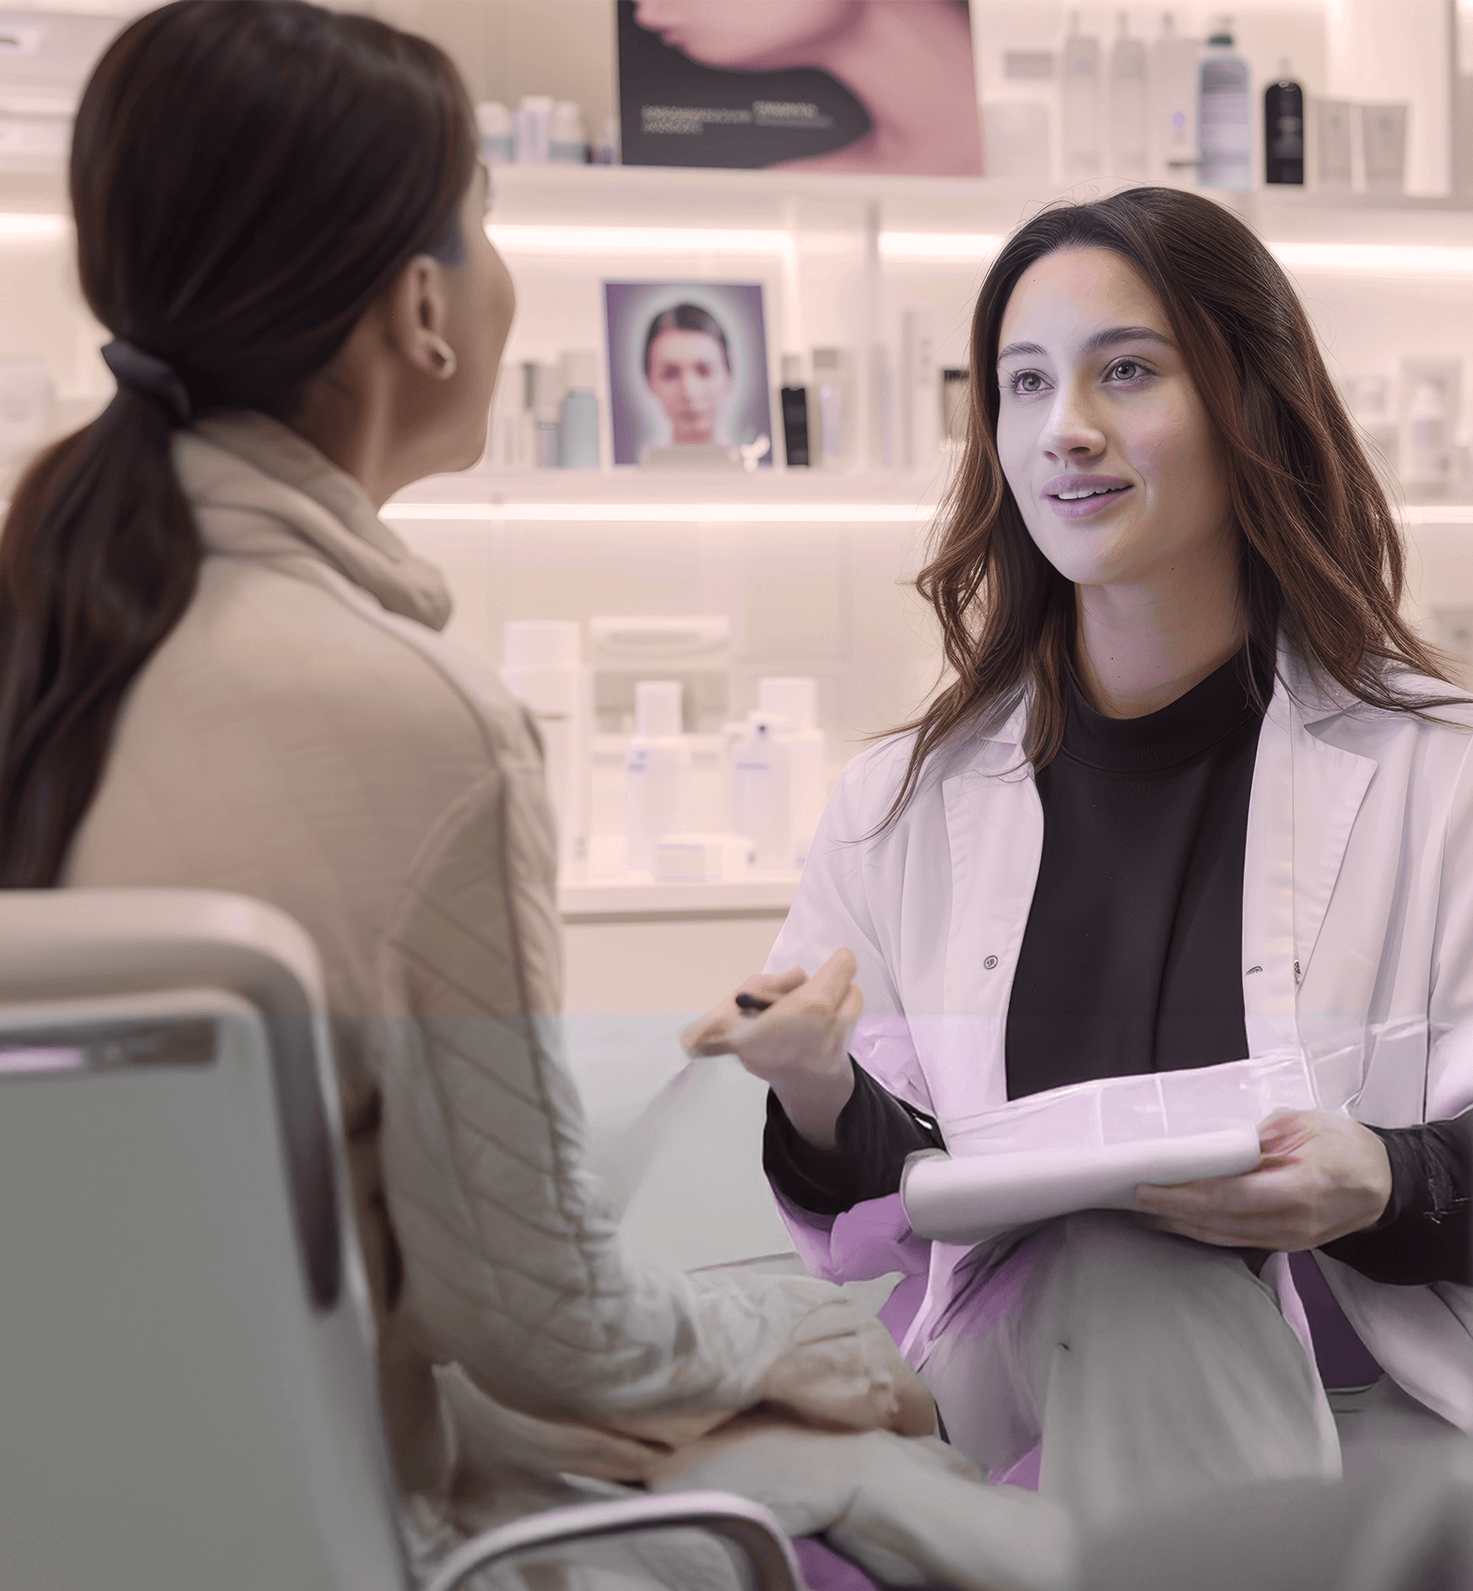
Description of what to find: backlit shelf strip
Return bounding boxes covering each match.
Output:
[1401,505,1473,524]
[3,213,1472,274]
[382,500,939,524]
[3,499,1462,526]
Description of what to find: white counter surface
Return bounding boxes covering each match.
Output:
[558,873,799,920]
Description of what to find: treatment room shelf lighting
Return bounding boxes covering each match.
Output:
[1,216,1471,275]
[381,502,1471,527]
[383,500,940,525]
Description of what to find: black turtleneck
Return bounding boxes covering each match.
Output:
[764,649,1471,1289]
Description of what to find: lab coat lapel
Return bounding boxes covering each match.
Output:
[1243,665,1376,1056]
[1242,695,1298,1054]
[935,726,1043,1117]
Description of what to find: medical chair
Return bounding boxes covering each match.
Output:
[0,889,802,1591]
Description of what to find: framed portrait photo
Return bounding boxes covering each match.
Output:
[604,281,774,468]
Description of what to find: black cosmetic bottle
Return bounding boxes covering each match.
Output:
[780,354,810,467]
[1264,62,1305,185]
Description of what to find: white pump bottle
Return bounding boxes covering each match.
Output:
[624,680,693,875]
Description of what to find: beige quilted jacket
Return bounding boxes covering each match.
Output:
[60,412,922,1518]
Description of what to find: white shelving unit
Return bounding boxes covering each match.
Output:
[2,127,1472,1003]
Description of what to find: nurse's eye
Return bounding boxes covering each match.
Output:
[1106,358,1151,383]
[1004,369,1048,396]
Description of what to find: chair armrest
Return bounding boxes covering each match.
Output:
[420,1488,804,1591]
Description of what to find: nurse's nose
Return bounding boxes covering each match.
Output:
[1039,378,1107,463]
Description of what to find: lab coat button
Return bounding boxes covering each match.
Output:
[983,955,999,970]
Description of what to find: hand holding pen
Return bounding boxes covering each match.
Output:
[680,949,861,1150]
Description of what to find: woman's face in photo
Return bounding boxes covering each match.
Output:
[645,327,732,445]
[994,247,1233,595]
[632,0,857,70]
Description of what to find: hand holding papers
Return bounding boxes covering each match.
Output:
[1130,1106,1397,1252]
[901,1052,1365,1247]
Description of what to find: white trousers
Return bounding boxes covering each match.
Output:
[919,1208,1343,1531]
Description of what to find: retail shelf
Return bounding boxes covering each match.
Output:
[478,162,1473,263]
[1402,506,1473,525]
[382,474,1471,527]
[383,467,948,524]
[558,874,799,921]
[3,165,1470,266]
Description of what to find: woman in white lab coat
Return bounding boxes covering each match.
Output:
[689,186,1473,1531]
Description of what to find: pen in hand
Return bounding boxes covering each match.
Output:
[735,992,773,1015]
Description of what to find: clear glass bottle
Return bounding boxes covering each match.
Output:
[1109,12,1149,178]
[1197,17,1252,191]
[1061,11,1103,180]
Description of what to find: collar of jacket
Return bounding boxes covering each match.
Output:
[968,642,1370,765]
[170,409,452,632]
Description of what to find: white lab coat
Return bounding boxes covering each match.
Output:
[768,646,1473,1432]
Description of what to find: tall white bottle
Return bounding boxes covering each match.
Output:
[1151,13,1201,186]
[758,677,826,870]
[1061,12,1103,181]
[900,308,940,473]
[1197,17,1252,191]
[501,621,587,876]
[1109,12,1150,178]
[731,712,792,873]
[624,680,692,875]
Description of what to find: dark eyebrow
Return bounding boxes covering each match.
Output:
[996,326,1176,365]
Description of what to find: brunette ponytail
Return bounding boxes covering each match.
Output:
[0,0,477,886]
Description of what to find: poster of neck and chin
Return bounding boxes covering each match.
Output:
[616,0,984,176]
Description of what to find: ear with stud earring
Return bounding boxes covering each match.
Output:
[424,333,458,381]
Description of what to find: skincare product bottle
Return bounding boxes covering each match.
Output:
[476,101,515,165]
[1109,13,1150,178]
[900,308,939,472]
[989,49,1054,180]
[651,832,754,884]
[871,343,895,470]
[941,369,970,447]
[981,100,1052,182]
[549,101,588,164]
[1314,100,1354,189]
[1263,62,1304,185]
[625,681,692,875]
[0,360,53,460]
[557,350,600,469]
[592,115,620,166]
[501,621,587,873]
[1361,104,1408,194]
[731,712,791,872]
[811,348,852,471]
[779,354,810,467]
[1061,12,1103,180]
[757,677,826,870]
[1151,13,1201,184]
[528,361,562,468]
[514,95,553,163]
[1404,376,1456,498]
[1197,18,1251,190]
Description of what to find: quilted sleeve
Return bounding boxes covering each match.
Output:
[371,748,898,1440]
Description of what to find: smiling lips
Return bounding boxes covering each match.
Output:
[1042,473,1133,520]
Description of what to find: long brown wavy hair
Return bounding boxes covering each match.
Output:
[0,0,477,886]
[884,185,1460,828]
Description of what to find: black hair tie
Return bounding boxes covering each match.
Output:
[101,338,193,427]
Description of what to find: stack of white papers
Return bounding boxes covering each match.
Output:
[901,1051,1345,1246]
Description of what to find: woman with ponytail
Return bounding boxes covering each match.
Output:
[0,6,1085,1588]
